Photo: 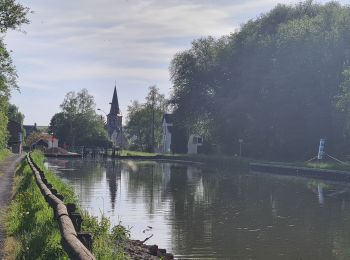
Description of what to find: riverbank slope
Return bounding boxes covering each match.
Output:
[4,151,173,259]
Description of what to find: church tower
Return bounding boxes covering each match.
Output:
[107,86,123,146]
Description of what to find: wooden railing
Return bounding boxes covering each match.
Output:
[27,153,95,260]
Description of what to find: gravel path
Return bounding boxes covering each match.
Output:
[0,154,23,259]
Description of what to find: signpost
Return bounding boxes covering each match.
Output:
[317,138,326,160]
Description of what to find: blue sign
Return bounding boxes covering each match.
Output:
[317,138,326,160]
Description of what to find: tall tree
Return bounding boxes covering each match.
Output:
[125,86,168,152]
[7,103,24,124]
[0,0,29,149]
[49,89,111,147]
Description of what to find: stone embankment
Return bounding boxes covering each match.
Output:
[123,239,174,259]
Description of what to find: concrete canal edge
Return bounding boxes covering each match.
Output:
[250,162,350,182]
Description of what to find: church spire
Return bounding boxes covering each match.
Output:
[109,85,120,115]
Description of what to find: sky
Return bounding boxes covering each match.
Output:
[5,0,348,125]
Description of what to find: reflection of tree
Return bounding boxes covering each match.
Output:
[169,171,350,259]
[48,158,106,203]
[169,165,219,255]
[49,158,350,259]
[125,162,165,216]
[106,160,121,210]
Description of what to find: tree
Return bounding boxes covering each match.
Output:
[0,0,29,149]
[7,103,24,124]
[49,89,111,147]
[169,1,350,160]
[0,0,29,33]
[125,86,168,152]
[25,131,43,147]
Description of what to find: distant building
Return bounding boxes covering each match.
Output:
[161,114,173,153]
[187,134,203,154]
[7,120,23,153]
[107,86,127,148]
[45,134,59,149]
[161,113,203,154]
[31,139,48,150]
[31,133,59,151]
[23,123,38,137]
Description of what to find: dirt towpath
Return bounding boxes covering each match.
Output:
[0,154,24,259]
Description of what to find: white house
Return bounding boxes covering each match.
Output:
[161,114,173,153]
[31,133,59,150]
[47,136,59,148]
[187,134,203,154]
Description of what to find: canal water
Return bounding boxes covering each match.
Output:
[47,158,350,259]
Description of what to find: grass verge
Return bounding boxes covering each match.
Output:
[119,150,159,157]
[5,150,129,259]
[0,148,11,161]
[119,150,350,173]
[256,159,350,172]
[118,150,250,171]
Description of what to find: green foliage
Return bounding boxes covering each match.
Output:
[0,148,11,161]
[0,98,9,148]
[120,150,159,156]
[82,212,129,259]
[0,0,29,150]
[0,0,29,33]
[7,103,24,124]
[6,157,67,259]
[125,85,168,152]
[49,89,111,147]
[31,150,77,203]
[336,68,350,139]
[25,131,43,147]
[170,1,350,160]
[6,150,130,259]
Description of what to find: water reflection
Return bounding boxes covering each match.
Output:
[48,158,350,259]
[106,160,120,210]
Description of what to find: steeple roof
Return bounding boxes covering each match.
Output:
[109,86,120,115]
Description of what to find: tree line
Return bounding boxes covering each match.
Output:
[169,0,350,160]
[0,0,29,149]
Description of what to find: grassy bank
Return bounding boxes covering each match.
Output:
[303,161,350,171]
[256,159,350,172]
[5,151,68,259]
[5,151,129,259]
[0,149,11,161]
[117,150,251,171]
[118,150,350,173]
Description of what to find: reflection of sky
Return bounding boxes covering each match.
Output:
[49,158,350,259]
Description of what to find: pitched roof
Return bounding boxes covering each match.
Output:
[109,86,120,115]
